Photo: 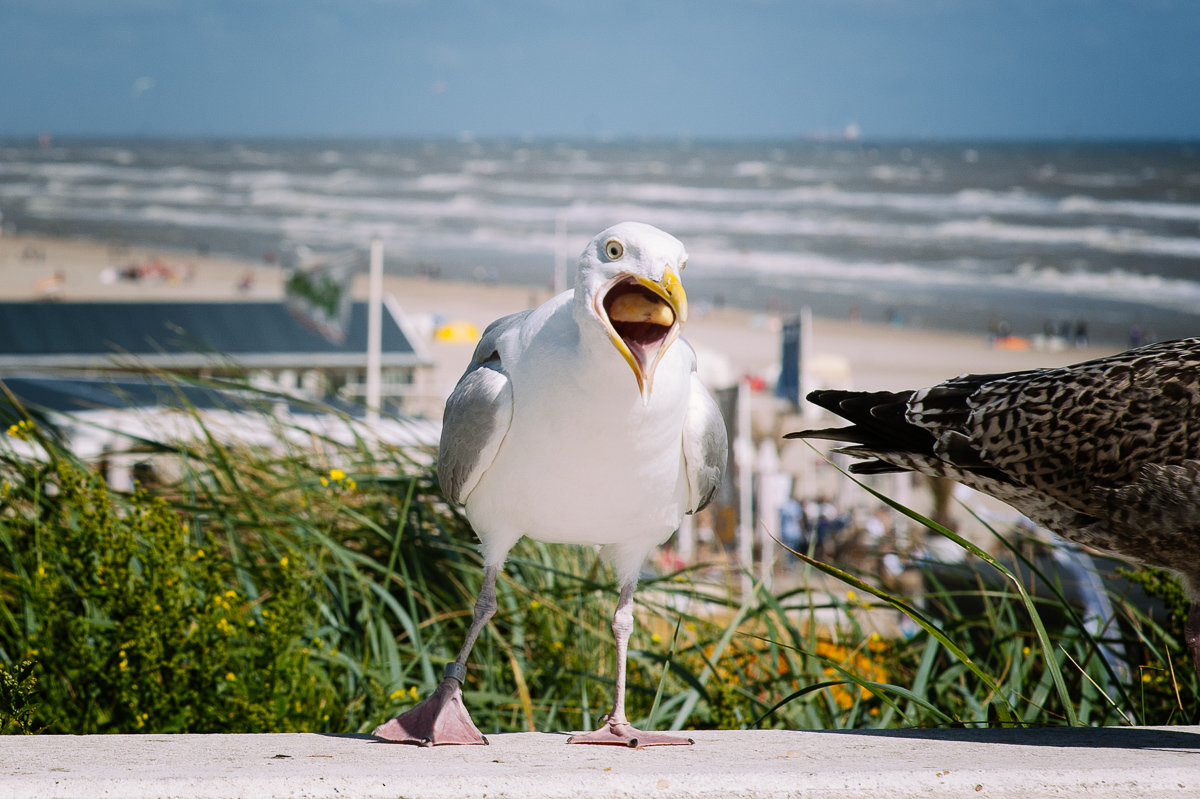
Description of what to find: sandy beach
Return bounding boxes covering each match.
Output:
[0,231,1120,402]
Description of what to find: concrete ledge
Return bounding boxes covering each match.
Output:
[2,727,1200,798]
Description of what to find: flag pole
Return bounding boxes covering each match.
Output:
[736,376,754,597]
[366,237,383,424]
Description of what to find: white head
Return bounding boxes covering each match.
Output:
[574,222,689,404]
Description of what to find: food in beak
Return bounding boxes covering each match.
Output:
[602,279,676,357]
[598,274,685,402]
[608,291,676,327]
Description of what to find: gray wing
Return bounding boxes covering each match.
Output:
[437,311,531,504]
[680,343,728,513]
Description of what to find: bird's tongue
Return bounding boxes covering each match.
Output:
[604,281,675,365]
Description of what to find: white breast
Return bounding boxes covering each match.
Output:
[463,303,692,559]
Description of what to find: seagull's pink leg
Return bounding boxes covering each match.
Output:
[372,567,498,746]
[568,581,694,748]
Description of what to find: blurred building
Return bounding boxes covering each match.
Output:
[0,300,433,415]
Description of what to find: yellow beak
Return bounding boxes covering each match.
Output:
[597,266,688,404]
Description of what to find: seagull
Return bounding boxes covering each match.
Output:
[373,222,727,747]
[787,337,1200,679]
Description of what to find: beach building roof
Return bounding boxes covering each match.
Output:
[0,300,431,371]
[0,374,441,476]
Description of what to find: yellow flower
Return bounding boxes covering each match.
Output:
[224,590,237,598]
[194,549,206,560]
[409,686,419,700]
[551,640,564,652]
[390,689,404,700]
[651,633,662,644]
[225,672,236,681]
[320,476,329,486]
[329,468,346,482]
[344,478,356,491]
[815,639,889,709]
[1142,672,1153,683]
[279,557,289,568]
[7,420,34,439]
[846,590,857,602]
[530,600,541,610]
[1022,646,1032,656]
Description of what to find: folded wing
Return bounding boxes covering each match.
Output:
[680,345,728,514]
[437,312,530,504]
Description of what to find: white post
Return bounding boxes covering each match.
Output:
[736,377,754,597]
[108,452,135,492]
[553,213,567,295]
[756,438,781,588]
[366,237,384,425]
[677,513,695,564]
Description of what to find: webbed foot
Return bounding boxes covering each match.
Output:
[372,672,488,747]
[567,716,694,748]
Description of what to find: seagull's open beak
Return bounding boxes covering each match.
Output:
[596,267,688,404]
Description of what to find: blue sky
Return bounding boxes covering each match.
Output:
[1,0,1198,139]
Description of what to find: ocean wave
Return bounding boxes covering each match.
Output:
[16,184,1200,260]
[684,246,1200,313]
[18,194,1200,313]
[5,159,1200,228]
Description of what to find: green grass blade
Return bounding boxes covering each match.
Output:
[809,445,1081,727]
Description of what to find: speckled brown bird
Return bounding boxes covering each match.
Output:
[786,337,1200,678]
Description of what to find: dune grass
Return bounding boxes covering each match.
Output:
[0,379,1195,734]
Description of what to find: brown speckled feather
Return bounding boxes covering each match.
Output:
[789,337,1200,587]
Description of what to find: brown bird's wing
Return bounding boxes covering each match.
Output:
[1086,460,1200,579]
[792,338,1200,595]
[905,338,1200,514]
[792,338,1200,518]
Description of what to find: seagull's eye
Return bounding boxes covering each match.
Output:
[605,240,624,260]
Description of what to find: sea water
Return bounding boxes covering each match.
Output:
[2,138,1198,344]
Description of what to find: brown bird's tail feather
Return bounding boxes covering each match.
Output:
[785,389,936,475]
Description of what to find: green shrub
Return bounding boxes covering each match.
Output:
[0,660,39,733]
[1,383,1196,735]
[0,456,339,733]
